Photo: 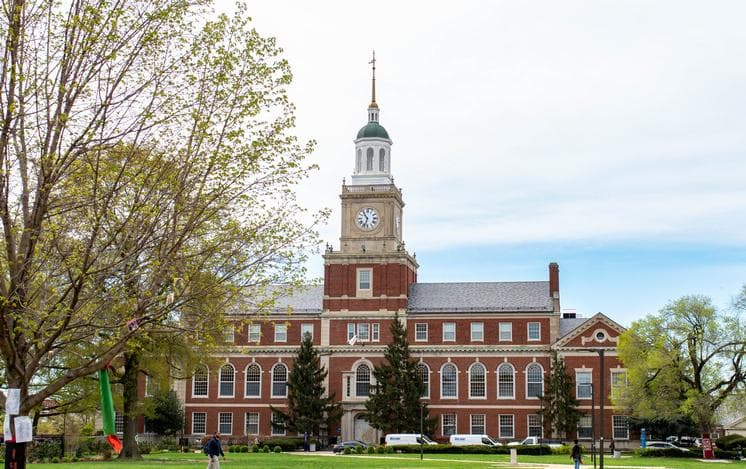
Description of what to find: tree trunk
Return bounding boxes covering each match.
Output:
[118,350,142,460]
[4,440,27,469]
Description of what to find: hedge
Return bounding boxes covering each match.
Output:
[386,444,557,455]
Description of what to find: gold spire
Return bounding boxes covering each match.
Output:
[368,50,378,109]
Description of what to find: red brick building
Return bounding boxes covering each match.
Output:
[177,65,630,447]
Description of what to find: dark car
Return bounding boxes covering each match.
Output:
[332,440,368,453]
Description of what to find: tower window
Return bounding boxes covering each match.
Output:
[356,149,362,173]
[366,148,374,170]
[379,149,385,171]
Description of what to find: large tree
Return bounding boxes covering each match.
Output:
[617,293,746,433]
[365,315,436,435]
[540,351,582,438]
[0,0,323,464]
[271,332,342,438]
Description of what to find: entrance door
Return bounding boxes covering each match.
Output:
[353,414,376,445]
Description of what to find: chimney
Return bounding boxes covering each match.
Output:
[549,262,560,311]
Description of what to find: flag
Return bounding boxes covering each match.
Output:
[99,369,123,454]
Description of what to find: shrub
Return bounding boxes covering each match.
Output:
[251,445,260,453]
[273,445,282,453]
[240,445,249,453]
[637,448,699,458]
[716,434,746,451]
[343,447,352,455]
[355,445,364,454]
[376,445,385,454]
[29,441,62,462]
[261,436,304,451]
[384,446,394,453]
[138,442,153,454]
[51,456,60,463]
[262,445,270,453]
[101,448,113,460]
[367,446,375,454]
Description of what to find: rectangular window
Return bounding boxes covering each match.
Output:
[527,322,541,341]
[528,414,543,437]
[577,415,593,439]
[301,323,314,341]
[610,370,627,399]
[371,323,380,341]
[470,322,484,342]
[248,324,261,342]
[357,323,370,341]
[347,323,356,341]
[358,269,371,290]
[499,322,512,341]
[613,415,630,440]
[443,323,456,342]
[115,413,124,434]
[499,414,514,438]
[192,412,206,435]
[219,412,233,435]
[442,414,456,437]
[271,412,286,436]
[415,323,428,341]
[576,371,593,399]
[245,413,259,435]
[274,323,287,342]
[224,325,235,343]
[470,414,485,435]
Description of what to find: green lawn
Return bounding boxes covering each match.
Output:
[23,451,746,468]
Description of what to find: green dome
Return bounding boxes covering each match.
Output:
[356,122,390,139]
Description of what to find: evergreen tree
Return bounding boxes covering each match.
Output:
[365,314,436,434]
[272,332,342,436]
[540,351,582,437]
[143,389,184,436]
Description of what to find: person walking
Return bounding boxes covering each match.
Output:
[571,439,583,469]
[205,432,225,469]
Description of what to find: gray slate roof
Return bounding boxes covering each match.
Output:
[559,317,590,338]
[407,281,552,313]
[270,285,324,312]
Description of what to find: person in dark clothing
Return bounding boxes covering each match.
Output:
[205,432,225,469]
[571,439,583,469]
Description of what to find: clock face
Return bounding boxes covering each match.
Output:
[356,207,379,230]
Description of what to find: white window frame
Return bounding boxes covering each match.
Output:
[271,364,288,398]
[417,363,430,399]
[223,325,235,343]
[528,414,543,438]
[347,323,356,341]
[527,322,541,341]
[357,268,372,291]
[576,371,593,400]
[470,322,484,342]
[612,415,630,440]
[440,363,458,399]
[470,414,486,435]
[578,415,593,440]
[301,323,314,341]
[192,366,209,398]
[218,364,235,398]
[218,412,233,435]
[443,323,456,342]
[610,369,627,399]
[371,323,380,341]
[525,363,544,399]
[498,414,514,439]
[468,362,486,399]
[248,324,261,342]
[415,323,428,342]
[271,411,286,436]
[244,363,261,398]
[274,323,287,343]
[357,323,370,341]
[499,322,512,341]
[355,364,371,397]
[442,414,456,437]
[192,412,207,435]
[115,413,124,434]
[497,363,515,399]
[245,412,259,435]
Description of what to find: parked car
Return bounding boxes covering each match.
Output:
[449,434,501,446]
[507,436,564,448]
[332,440,368,453]
[644,441,689,452]
[385,434,437,446]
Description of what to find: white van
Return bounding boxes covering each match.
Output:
[385,434,437,446]
[449,434,501,446]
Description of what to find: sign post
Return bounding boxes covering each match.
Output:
[701,433,714,459]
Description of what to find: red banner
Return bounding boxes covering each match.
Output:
[701,433,714,459]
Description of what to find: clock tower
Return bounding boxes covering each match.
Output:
[323,53,418,312]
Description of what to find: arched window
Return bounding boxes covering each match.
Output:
[245,364,261,397]
[272,364,288,397]
[526,363,544,398]
[192,366,208,397]
[497,363,515,398]
[356,364,371,397]
[356,149,362,172]
[366,148,374,170]
[219,364,235,397]
[379,149,385,171]
[441,363,457,398]
[469,363,486,398]
[416,363,430,398]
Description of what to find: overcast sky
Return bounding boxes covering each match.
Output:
[226,0,746,325]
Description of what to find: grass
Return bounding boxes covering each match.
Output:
[22,450,746,468]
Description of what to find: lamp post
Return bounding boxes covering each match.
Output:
[420,403,424,461]
[583,348,606,469]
